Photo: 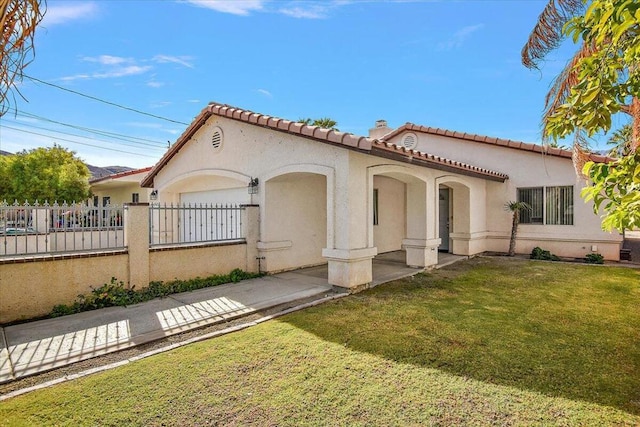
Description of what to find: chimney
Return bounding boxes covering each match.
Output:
[368,119,392,139]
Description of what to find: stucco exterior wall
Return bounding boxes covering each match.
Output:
[149,244,248,282]
[373,175,405,253]
[387,132,622,258]
[91,184,151,206]
[0,253,129,324]
[260,173,327,272]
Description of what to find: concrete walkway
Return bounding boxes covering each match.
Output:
[0,251,465,384]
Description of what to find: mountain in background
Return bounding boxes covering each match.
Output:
[0,150,134,179]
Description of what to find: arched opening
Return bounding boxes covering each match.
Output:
[261,172,328,272]
[437,179,472,255]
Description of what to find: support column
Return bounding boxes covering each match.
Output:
[242,204,260,273]
[403,179,440,268]
[322,247,377,292]
[124,203,150,289]
[323,157,376,292]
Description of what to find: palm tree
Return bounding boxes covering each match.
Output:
[505,201,531,257]
[521,0,639,170]
[298,117,339,131]
[607,124,633,158]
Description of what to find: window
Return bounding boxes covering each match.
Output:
[102,196,111,207]
[132,193,140,203]
[517,186,573,225]
[546,186,573,225]
[373,189,379,225]
[517,187,543,224]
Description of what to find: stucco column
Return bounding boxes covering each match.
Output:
[124,203,150,289]
[323,157,376,291]
[402,179,440,268]
[242,204,260,273]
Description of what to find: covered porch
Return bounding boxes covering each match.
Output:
[293,250,467,289]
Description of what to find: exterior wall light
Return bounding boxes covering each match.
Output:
[150,189,158,200]
[248,178,259,194]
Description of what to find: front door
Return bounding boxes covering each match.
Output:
[439,188,450,252]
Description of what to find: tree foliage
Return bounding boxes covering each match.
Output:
[524,0,640,231]
[298,117,339,131]
[582,152,640,231]
[0,0,46,116]
[0,145,91,203]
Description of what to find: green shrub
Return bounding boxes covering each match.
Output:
[49,270,263,318]
[530,247,561,261]
[585,253,605,264]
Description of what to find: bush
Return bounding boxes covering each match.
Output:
[585,253,605,264]
[49,269,263,318]
[530,247,561,261]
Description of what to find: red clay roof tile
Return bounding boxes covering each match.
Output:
[141,103,511,188]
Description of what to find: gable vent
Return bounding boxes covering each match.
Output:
[401,133,418,150]
[211,127,223,150]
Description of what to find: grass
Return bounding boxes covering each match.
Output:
[1,257,639,426]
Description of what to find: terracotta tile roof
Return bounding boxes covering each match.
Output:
[141,103,508,187]
[90,167,153,184]
[383,123,612,163]
[372,141,508,181]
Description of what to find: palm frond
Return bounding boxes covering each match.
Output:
[572,132,591,179]
[0,0,46,117]
[522,0,585,69]
[541,43,596,143]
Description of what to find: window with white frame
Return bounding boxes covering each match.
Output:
[517,186,573,225]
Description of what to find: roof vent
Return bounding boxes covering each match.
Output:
[211,127,223,150]
[375,119,388,128]
[401,132,418,150]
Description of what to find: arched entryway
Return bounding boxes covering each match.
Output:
[259,166,332,273]
[368,165,440,269]
[436,177,473,256]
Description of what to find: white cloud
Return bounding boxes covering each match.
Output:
[184,0,355,18]
[82,55,129,65]
[43,2,99,26]
[257,89,273,98]
[185,0,265,16]
[147,81,165,88]
[153,55,195,69]
[187,99,201,103]
[438,24,484,51]
[279,5,327,19]
[93,65,153,79]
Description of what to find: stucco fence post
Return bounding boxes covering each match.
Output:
[124,203,150,289]
[242,204,260,273]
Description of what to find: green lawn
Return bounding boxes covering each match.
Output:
[1,257,639,426]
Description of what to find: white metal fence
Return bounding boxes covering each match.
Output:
[149,203,244,247]
[0,201,124,257]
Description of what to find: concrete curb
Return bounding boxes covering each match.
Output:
[0,293,347,401]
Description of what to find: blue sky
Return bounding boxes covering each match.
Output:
[0,0,615,169]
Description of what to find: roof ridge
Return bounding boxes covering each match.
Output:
[384,121,612,163]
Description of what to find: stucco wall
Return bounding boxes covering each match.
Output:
[0,253,129,324]
[373,175,405,253]
[91,184,151,206]
[149,243,248,282]
[388,132,622,258]
[261,173,327,272]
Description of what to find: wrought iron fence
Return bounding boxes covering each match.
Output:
[149,203,244,247]
[0,201,125,257]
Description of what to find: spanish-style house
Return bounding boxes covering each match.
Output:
[140,102,622,291]
[89,167,153,206]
